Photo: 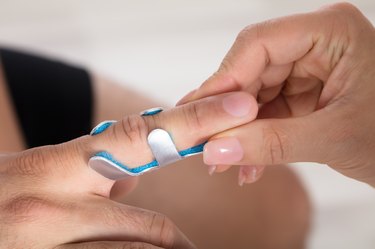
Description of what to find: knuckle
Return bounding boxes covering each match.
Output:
[322,2,365,24]
[218,56,235,74]
[147,212,176,248]
[181,102,204,131]
[2,195,53,223]
[262,124,289,164]
[9,149,49,176]
[238,21,273,42]
[119,115,150,144]
[235,25,256,47]
[102,205,136,227]
[238,24,254,40]
[328,2,359,13]
[236,22,271,65]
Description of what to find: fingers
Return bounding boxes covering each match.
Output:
[154,91,257,150]
[86,91,257,180]
[177,3,358,105]
[86,91,257,185]
[0,159,195,248]
[70,199,196,249]
[57,241,164,249]
[203,109,333,167]
[5,91,257,196]
[177,14,316,104]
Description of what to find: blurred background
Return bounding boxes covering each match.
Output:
[0,0,374,248]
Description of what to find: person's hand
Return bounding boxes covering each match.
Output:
[178,3,375,186]
[0,91,257,248]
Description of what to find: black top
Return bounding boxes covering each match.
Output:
[0,48,93,148]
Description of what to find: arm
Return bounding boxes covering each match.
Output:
[0,49,310,249]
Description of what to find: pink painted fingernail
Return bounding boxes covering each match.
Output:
[208,165,217,176]
[204,137,244,165]
[222,92,252,117]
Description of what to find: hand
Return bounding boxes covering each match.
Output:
[178,3,375,186]
[0,91,257,248]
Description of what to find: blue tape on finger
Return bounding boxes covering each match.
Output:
[93,151,159,174]
[90,120,117,136]
[140,107,163,116]
[88,107,207,180]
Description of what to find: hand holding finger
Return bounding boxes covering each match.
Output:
[179,3,375,186]
[0,91,258,248]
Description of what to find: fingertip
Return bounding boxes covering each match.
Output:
[247,93,259,120]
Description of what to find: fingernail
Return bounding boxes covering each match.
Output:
[176,89,197,106]
[208,165,217,176]
[238,169,246,186]
[238,166,260,186]
[204,137,244,165]
[222,92,252,117]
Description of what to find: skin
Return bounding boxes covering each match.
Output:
[179,2,375,187]
[0,68,310,248]
[0,67,203,248]
[94,76,311,249]
[0,20,311,249]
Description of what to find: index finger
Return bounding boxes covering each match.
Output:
[177,3,357,105]
[6,91,257,197]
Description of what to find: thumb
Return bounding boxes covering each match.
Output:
[203,109,336,166]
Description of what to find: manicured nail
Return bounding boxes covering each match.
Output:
[204,137,244,165]
[238,166,261,186]
[176,89,197,106]
[238,170,246,186]
[208,165,217,176]
[222,92,252,117]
